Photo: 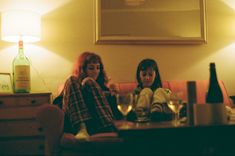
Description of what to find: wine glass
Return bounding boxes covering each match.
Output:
[135,94,151,122]
[167,92,184,126]
[116,93,133,127]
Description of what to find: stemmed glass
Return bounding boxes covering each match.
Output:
[167,92,184,126]
[135,94,151,122]
[116,93,133,128]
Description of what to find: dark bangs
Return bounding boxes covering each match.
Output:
[139,60,157,71]
[83,54,103,72]
[86,54,101,65]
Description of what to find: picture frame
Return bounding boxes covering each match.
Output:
[0,73,13,94]
[95,0,206,44]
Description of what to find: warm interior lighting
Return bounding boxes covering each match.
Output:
[1,9,42,93]
[1,10,41,43]
[222,0,235,10]
[0,0,72,15]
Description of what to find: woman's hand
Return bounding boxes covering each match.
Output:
[81,77,95,86]
[108,82,119,96]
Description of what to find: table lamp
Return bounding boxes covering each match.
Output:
[1,10,41,93]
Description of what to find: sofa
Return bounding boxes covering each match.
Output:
[36,80,233,156]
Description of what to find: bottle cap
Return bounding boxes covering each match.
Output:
[19,40,23,48]
[210,62,215,68]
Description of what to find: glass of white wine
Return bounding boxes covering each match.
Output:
[135,94,151,122]
[116,93,133,126]
[167,92,184,126]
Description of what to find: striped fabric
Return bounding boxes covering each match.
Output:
[151,88,172,113]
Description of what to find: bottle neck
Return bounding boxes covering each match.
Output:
[18,40,24,56]
[209,67,218,83]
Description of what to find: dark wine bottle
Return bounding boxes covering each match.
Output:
[206,63,223,103]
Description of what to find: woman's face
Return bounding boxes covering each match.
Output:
[86,63,100,80]
[140,67,156,88]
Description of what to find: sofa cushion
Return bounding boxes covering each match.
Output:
[116,81,170,94]
[116,82,137,94]
[61,132,121,146]
[60,132,122,155]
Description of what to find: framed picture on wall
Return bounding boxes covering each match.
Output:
[95,0,207,44]
[0,73,13,94]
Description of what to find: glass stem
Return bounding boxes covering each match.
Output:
[174,112,180,125]
[176,112,180,121]
[123,115,127,121]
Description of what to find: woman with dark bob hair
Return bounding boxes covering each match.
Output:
[133,58,173,122]
[62,51,121,140]
[135,58,162,91]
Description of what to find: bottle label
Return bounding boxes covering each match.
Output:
[14,65,30,90]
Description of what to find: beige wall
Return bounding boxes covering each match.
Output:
[0,0,235,99]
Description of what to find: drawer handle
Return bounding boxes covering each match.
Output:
[31,100,37,105]
[38,127,43,132]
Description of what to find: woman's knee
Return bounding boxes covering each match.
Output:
[139,88,153,96]
[82,77,101,92]
[81,78,104,100]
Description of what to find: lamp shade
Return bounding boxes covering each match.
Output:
[1,10,41,43]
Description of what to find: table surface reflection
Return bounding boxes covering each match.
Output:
[115,120,235,130]
[114,120,235,155]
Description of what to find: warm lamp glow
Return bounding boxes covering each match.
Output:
[222,0,235,10]
[1,10,41,43]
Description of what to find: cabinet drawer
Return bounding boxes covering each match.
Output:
[0,106,44,119]
[0,93,51,107]
[0,138,44,155]
[0,120,44,137]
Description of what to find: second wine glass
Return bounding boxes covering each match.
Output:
[167,92,184,126]
[116,93,133,122]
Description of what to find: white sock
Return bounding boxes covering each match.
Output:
[75,123,90,140]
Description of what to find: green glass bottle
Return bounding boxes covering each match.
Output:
[12,40,31,93]
[206,63,223,104]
